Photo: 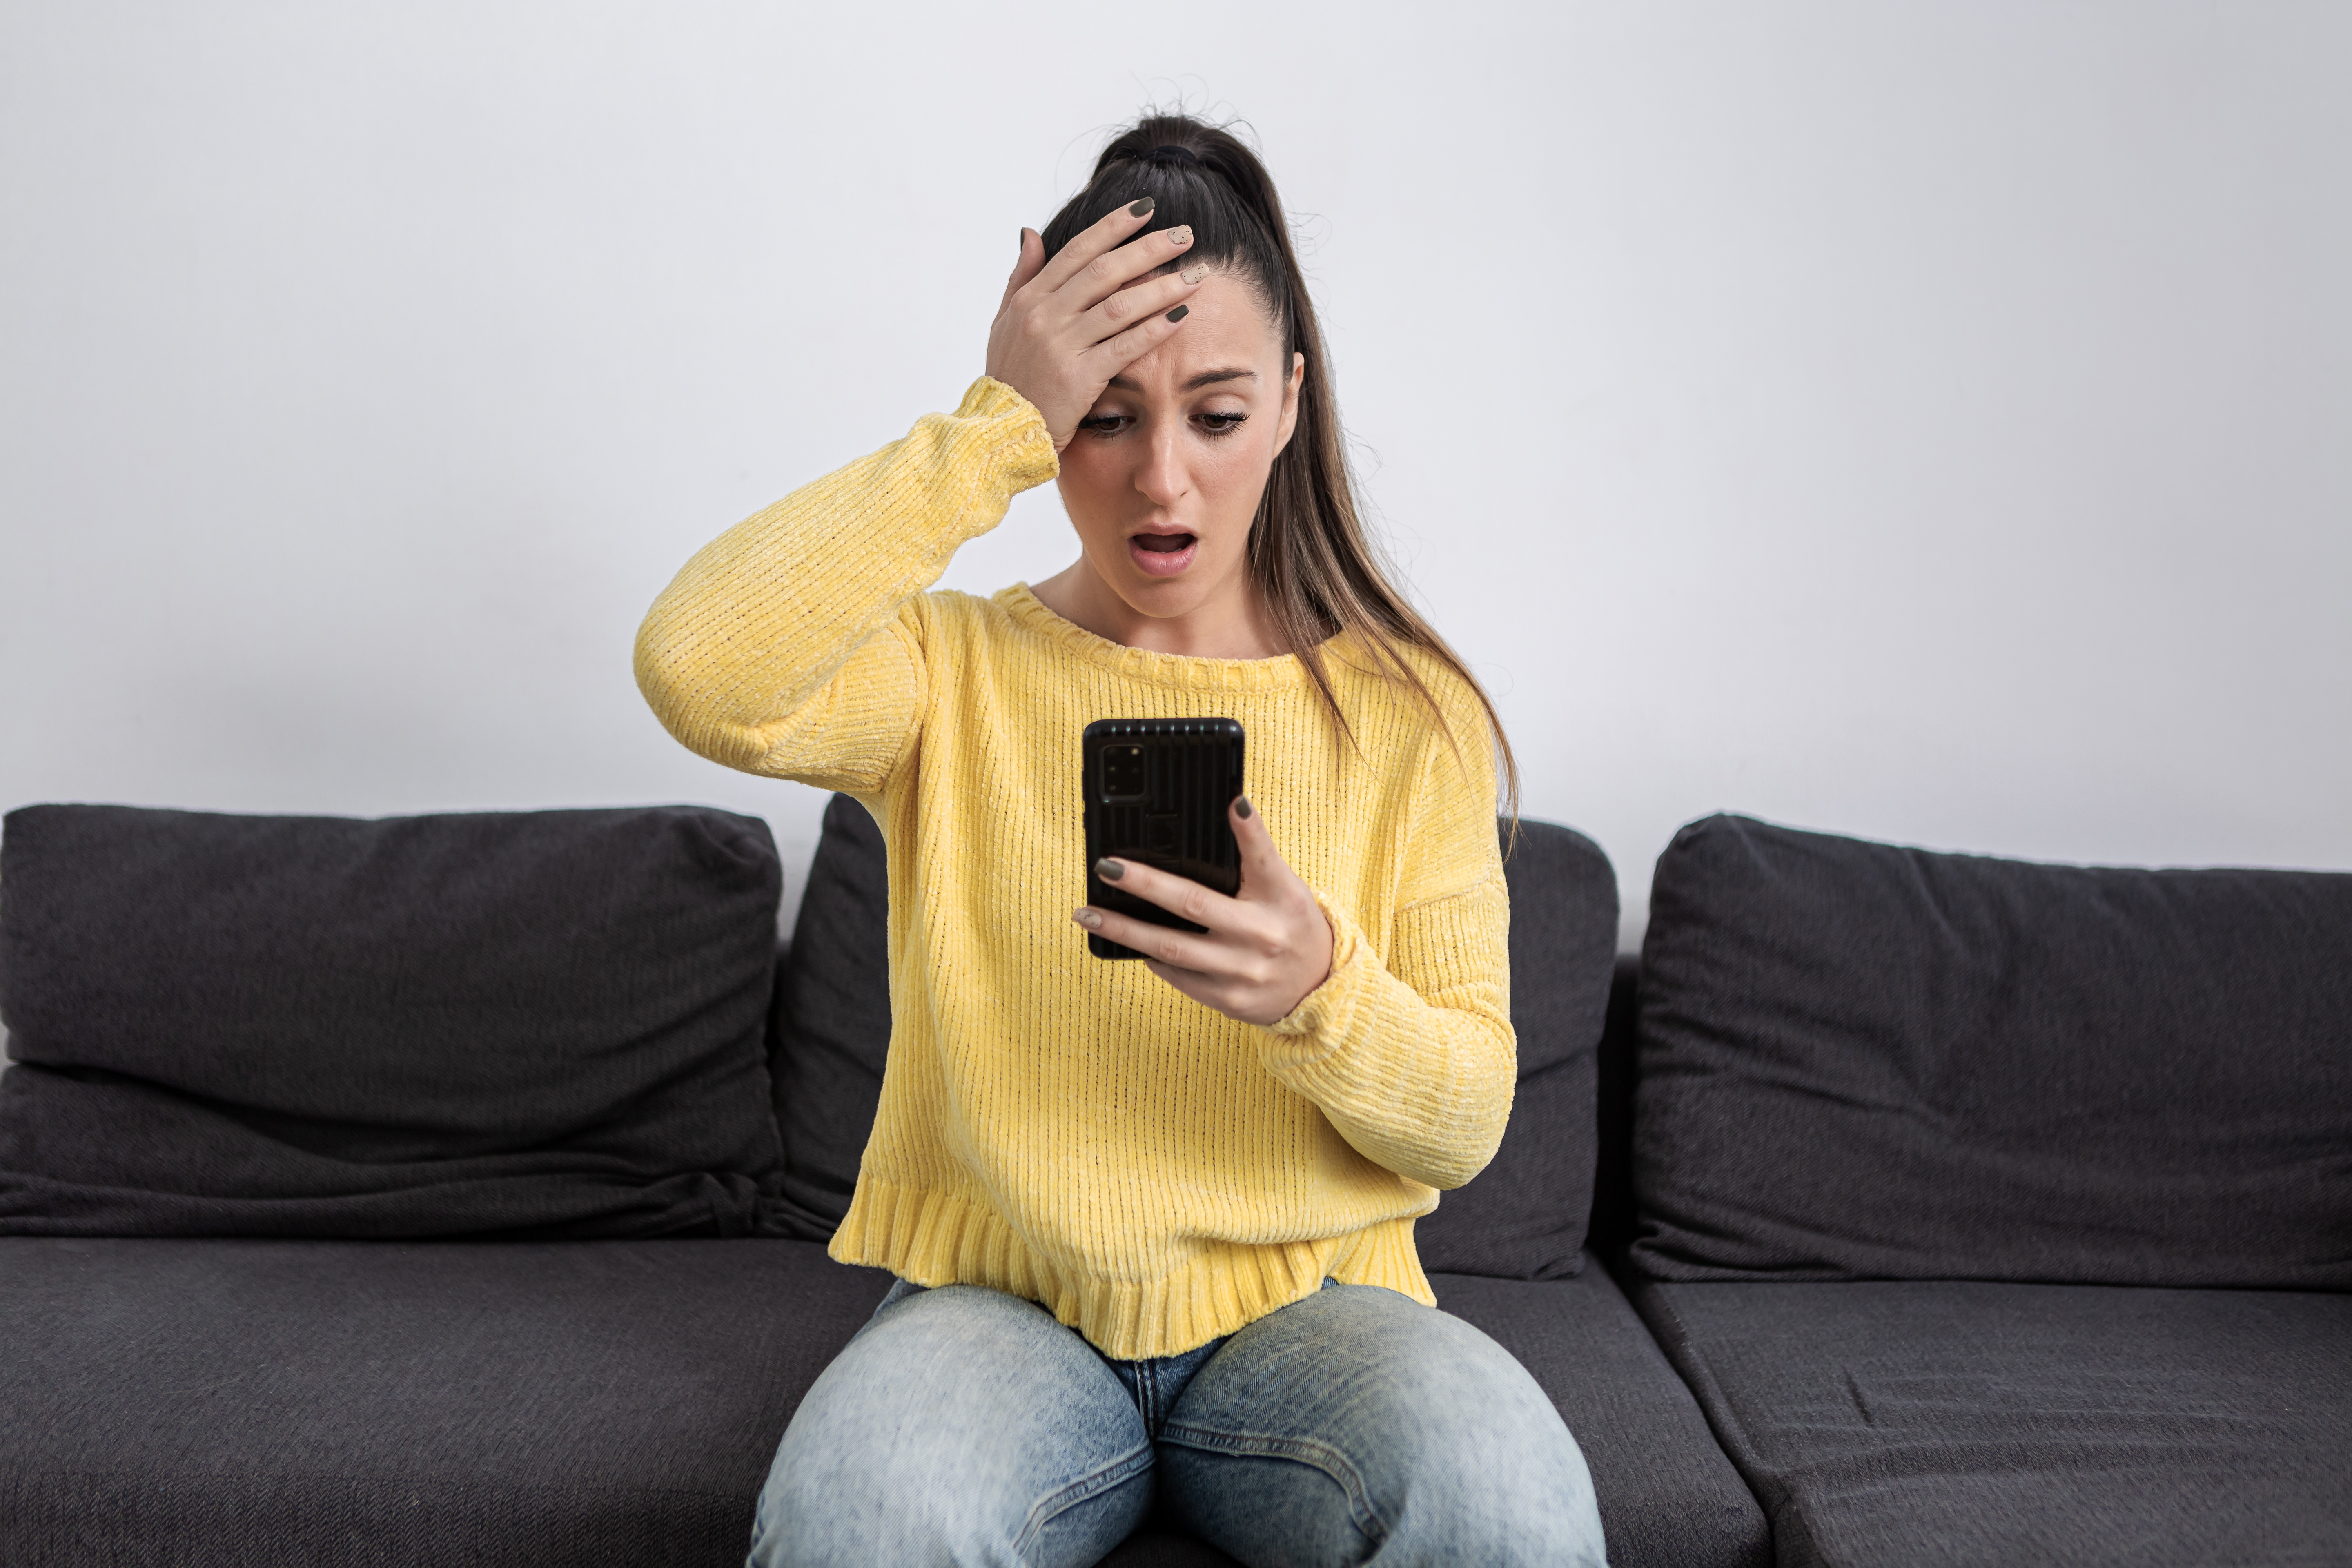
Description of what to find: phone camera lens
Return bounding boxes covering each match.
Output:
[1101,746,1147,801]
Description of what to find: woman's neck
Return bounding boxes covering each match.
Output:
[1029,554,1288,661]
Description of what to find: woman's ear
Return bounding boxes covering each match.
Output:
[1272,351,1307,456]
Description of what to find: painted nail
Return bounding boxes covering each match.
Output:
[1018,228,1027,251]
[1236,797,1254,819]
[1074,908,1103,930]
[1180,263,1208,284]
[1095,858,1126,881]
[1129,197,1154,218]
[1165,304,1189,323]
[1167,225,1193,247]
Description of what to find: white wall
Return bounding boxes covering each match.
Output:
[4,2,2347,950]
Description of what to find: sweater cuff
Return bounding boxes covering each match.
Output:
[1262,887,1373,1063]
[956,376,1060,493]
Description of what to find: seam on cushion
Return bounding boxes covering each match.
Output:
[1155,1422,1389,1546]
[0,1467,752,1505]
[1625,1283,1790,1528]
[1010,1439,1154,1559]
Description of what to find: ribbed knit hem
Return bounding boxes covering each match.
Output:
[827,1178,1435,1359]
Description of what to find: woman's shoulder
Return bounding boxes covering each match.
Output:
[1323,632,1493,740]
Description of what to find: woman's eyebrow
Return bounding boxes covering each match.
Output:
[1104,368,1262,392]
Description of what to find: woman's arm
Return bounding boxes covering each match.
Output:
[633,379,1056,793]
[637,201,1207,794]
[1075,730,1514,1192]
[1260,865,1513,1193]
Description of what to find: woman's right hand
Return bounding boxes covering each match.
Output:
[986,200,1208,452]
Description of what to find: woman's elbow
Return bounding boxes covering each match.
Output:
[1415,1118,1508,1192]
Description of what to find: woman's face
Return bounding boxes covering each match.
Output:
[1054,269,1306,626]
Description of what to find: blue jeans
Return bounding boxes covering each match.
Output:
[747,1278,1608,1567]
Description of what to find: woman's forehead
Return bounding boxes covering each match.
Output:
[1121,272,1284,387]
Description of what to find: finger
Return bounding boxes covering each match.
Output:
[1058,222,1199,313]
[1077,264,1209,351]
[1033,196,1163,295]
[1143,958,1228,1009]
[999,227,1044,310]
[1094,857,1238,930]
[1076,300,1195,383]
[1074,905,1227,972]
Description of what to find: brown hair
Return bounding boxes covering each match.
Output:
[1040,114,1521,829]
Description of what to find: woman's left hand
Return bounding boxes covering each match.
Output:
[1074,797,1335,1027]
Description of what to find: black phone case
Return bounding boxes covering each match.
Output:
[1082,717,1246,960]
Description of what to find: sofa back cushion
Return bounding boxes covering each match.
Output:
[0,804,791,1238]
[1630,813,2352,1287]
[768,794,1619,1279]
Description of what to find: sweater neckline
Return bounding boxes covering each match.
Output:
[996,583,1326,692]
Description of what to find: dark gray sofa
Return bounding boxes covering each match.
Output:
[2,797,2344,1566]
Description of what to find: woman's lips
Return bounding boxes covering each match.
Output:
[1127,532,1198,578]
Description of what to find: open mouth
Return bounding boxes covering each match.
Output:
[1127,531,1198,578]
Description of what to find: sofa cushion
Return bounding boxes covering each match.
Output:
[1631,813,2352,1287]
[767,793,895,1241]
[767,795,1619,1278]
[0,804,791,1238]
[0,1236,889,1567]
[1435,1264,1770,1568]
[1632,1276,2352,1568]
[1415,817,1618,1278]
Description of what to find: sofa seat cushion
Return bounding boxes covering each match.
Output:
[0,1236,890,1567]
[1633,1277,2352,1568]
[1433,1262,1770,1568]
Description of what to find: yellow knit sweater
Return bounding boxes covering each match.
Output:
[635,376,1514,1359]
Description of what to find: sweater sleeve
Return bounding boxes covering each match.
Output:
[633,377,1058,794]
[1256,724,1514,1192]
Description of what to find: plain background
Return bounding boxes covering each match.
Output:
[4,2,2348,949]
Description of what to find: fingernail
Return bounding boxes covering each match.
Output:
[1074,908,1103,929]
[1129,197,1154,218]
[1018,228,1027,250]
[1095,858,1125,881]
[1180,263,1208,284]
[1167,225,1193,247]
[1165,304,1189,323]
[1236,797,1254,819]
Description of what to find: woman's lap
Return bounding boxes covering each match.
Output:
[747,1279,1607,1568]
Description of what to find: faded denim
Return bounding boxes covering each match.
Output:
[748,1278,1608,1567]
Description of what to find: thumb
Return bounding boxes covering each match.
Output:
[1231,795,1293,897]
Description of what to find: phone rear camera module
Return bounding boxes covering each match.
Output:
[1101,746,1147,802]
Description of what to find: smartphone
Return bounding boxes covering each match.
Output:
[1081,717,1246,960]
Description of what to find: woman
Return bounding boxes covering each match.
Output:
[637,113,1607,1568]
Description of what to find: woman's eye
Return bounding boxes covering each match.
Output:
[1197,412,1249,436]
[1079,414,1131,437]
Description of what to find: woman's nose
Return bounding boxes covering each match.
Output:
[1134,422,1188,507]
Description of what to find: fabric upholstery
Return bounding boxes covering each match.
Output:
[767,795,1618,1280]
[1436,1263,1772,1568]
[1633,1276,2352,1568]
[1415,820,1617,1278]
[768,792,893,1240]
[1632,813,2352,1286]
[0,804,791,1238]
[0,1236,892,1567]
